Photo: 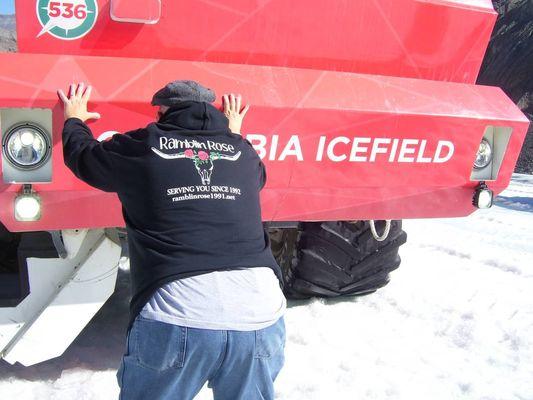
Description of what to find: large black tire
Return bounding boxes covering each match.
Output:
[270,221,407,300]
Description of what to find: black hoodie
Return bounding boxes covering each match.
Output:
[62,101,283,331]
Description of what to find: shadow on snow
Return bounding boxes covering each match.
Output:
[494,195,533,213]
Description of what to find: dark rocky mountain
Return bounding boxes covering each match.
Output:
[0,4,531,172]
[0,15,16,52]
[0,14,16,31]
[478,0,533,174]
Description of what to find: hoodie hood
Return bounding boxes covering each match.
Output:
[156,100,230,133]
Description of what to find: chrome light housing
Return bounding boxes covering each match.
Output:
[2,123,51,170]
[473,138,493,170]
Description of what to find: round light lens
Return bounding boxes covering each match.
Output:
[20,130,36,146]
[3,124,50,169]
[473,138,493,170]
[477,190,493,209]
[14,195,41,221]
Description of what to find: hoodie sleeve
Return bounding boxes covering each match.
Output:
[243,137,267,191]
[259,159,267,191]
[62,117,119,193]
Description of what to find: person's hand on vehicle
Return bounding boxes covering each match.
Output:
[222,93,249,135]
[58,83,101,122]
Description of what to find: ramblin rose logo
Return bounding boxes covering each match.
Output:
[158,137,235,153]
[151,146,241,185]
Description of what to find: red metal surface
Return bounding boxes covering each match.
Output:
[16,0,496,83]
[110,0,161,23]
[0,53,528,232]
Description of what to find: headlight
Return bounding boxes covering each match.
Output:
[472,182,493,209]
[14,185,42,221]
[2,123,51,169]
[473,138,492,170]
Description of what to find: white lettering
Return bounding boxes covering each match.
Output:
[160,136,169,150]
[167,186,195,195]
[316,136,326,161]
[97,131,119,142]
[349,137,371,162]
[269,135,279,161]
[433,140,454,163]
[279,135,303,161]
[246,134,267,159]
[369,138,391,162]
[327,136,350,162]
[207,141,235,152]
[416,139,433,163]
[398,139,419,162]
[389,139,399,162]
[155,133,457,165]
[159,137,208,151]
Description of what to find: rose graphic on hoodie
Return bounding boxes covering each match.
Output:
[151,146,241,185]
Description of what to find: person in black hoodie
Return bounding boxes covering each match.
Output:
[58,81,287,400]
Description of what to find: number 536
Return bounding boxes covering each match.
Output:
[48,2,87,19]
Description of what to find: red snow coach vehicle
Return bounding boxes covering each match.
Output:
[0,0,529,366]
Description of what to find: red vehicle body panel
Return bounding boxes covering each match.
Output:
[16,0,496,83]
[0,1,528,233]
[0,53,528,232]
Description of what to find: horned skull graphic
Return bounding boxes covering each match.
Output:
[151,147,242,185]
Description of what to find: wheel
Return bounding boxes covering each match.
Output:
[269,221,407,300]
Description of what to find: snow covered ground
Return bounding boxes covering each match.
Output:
[1,174,532,400]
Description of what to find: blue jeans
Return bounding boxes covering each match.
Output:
[116,314,286,400]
